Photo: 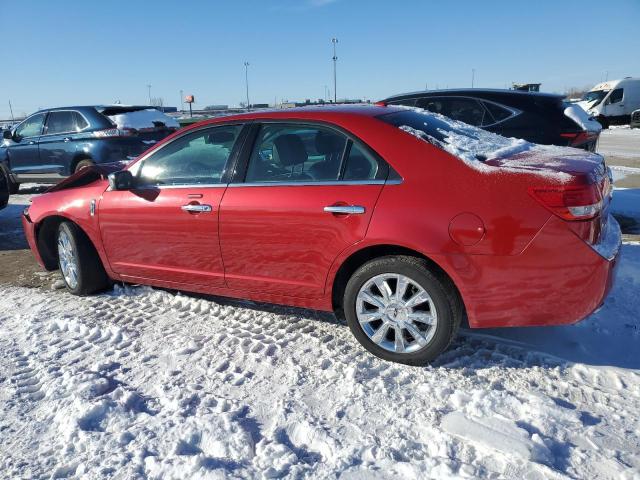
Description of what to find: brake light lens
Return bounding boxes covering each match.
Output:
[92,127,137,138]
[560,131,598,147]
[529,184,603,221]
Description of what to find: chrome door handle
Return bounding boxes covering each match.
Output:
[63,137,71,142]
[324,205,365,215]
[181,204,213,213]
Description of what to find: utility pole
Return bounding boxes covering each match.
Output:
[179,90,184,113]
[244,62,250,110]
[332,38,338,103]
[471,69,475,88]
[8,100,14,122]
[147,84,152,105]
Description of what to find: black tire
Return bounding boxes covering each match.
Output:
[74,159,95,173]
[598,116,609,129]
[0,167,9,209]
[343,255,462,365]
[57,222,109,295]
[8,181,19,195]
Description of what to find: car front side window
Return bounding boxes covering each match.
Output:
[15,113,46,138]
[607,88,624,104]
[137,125,242,186]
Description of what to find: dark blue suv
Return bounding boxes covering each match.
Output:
[0,105,179,195]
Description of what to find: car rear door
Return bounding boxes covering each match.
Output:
[218,122,387,298]
[6,112,46,176]
[98,124,246,287]
[38,110,88,176]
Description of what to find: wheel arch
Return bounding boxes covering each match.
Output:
[35,215,102,272]
[330,244,466,320]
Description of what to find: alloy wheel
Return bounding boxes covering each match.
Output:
[356,273,438,354]
[58,229,79,289]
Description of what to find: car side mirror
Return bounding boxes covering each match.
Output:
[108,170,134,191]
[3,130,13,140]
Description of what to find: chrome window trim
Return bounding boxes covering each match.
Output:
[13,112,47,139]
[227,179,391,188]
[414,95,522,127]
[41,109,91,137]
[106,183,227,192]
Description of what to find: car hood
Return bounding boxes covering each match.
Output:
[46,162,124,193]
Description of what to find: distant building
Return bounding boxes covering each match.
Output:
[204,105,229,110]
[250,103,270,109]
[512,83,541,92]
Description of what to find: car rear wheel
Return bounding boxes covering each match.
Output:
[74,159,95,173]
[57,222,109,295]
[343,256,461,365]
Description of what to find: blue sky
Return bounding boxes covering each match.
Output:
[1,0,639,118]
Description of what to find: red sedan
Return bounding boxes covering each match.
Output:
[22,105,621,365]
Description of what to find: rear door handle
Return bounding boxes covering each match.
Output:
[324,205,365,215]
[63,137,71,142]
[181,204,213,213]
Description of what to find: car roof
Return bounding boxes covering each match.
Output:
[383,88,564,102]
[30,105,159,115]
[182,104,400,127]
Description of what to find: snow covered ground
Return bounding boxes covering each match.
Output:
[598,126,640,158]
[1,157,639,478]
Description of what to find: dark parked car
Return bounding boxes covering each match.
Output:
[380,89,602,151]
[0,105,179,193]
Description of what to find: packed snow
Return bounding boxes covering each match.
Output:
[396,107,586,181]
[563,104,602,133]
[108,109,179,130]
[0,241,639,478]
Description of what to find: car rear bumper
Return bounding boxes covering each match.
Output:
[22,212,46,268]
[447,214,621,328]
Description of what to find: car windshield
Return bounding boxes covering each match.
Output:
[582,90,609,105]
[377,108,534,166]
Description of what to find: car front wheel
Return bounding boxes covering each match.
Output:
[57,222,109,295]
[343,256,461,365]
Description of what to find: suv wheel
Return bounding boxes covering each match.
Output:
[74,159,95,173]
[57,222,109,295]
[343,256,461,365]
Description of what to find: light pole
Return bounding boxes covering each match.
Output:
[244,62,250,110]
[331,38,338,103]
[179,90,184,113]
[471,69,475,88]
[147,84,152,105]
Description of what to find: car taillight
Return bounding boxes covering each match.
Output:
[92,127,136,138]
[528,184,602,221]
[560,131,597,147]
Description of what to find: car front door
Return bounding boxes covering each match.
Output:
[98,124,245,287]
[6,112,46,176]
[219,122,387,298]
[603,88,625,118]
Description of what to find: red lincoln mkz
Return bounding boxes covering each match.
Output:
[22,105,621,364]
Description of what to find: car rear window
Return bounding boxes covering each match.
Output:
[377,108,534,165]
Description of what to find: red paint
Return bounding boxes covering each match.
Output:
[22,105,620,329]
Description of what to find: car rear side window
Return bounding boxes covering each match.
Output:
[15,113,46,138]
[73,112,89,130]
[137,125,242,186]
[245,125,348,183]
[342,142,380,180]
[416,97,488,127]
[482,101,513,123]
[45,111,77,135]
